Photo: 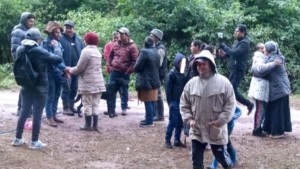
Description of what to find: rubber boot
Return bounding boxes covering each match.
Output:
[92,115,99,131]
[208,157,218,169]
[229,149,237,167]
[80,116,93,131]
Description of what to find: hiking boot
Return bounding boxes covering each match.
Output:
[121,110,127,116]
[153,116,164,122]
[92,115,99,131]
[63,109,75,116]
[164,142,173,149]
[247,102,254,115]
[47,118,58,127]
[139,121,154,127]
[174,140,186,148]
[12,138,25,146]
[80,116,93,131]
[29,140,47,149]
[53,116,64,123]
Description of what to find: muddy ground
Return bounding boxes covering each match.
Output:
[0,90,300,169]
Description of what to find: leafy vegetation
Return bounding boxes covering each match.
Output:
[1,0,300,93]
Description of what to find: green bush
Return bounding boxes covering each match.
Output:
[0,63,17,89]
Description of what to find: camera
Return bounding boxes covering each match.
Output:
[217,32,223,39]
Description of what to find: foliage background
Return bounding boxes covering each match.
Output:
[0,0,300,93]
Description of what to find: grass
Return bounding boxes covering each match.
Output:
[0,63,17,89]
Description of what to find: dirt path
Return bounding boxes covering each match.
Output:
[0,90,300,169]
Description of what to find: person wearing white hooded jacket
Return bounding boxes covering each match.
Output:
[180,50,236,169]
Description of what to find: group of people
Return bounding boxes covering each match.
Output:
[9,11,292,169]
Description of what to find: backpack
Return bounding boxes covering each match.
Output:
[13,52,39,88]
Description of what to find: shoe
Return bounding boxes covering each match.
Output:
[29,140,47,149]
[140,119,146,123]
[153,116,164,121]
[47,118,58,127]
[53,116,64,123]
[63,109,75,116]
[252,129,267,137]
[247,102,254,115]
[270,134,285,139]
[139,121,154,127]
[12,138,25,146]
[174,140,186,148]
[103,111,109,115]
[121,110,127,116]
[164,142,173,149]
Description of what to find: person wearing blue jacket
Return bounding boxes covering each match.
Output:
[164,53,188,148]
[42,21,66,127]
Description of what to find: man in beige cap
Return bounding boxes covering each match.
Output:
[107,27,139,116]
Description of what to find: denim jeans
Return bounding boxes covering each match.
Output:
[229,69,252,107]
[144,101,155,124]
[165,101,183,142]
[191,140,232,169]
[109,71,130,111]
[61,74,78,104]
[16,88,47,141]
[45,74,62,118]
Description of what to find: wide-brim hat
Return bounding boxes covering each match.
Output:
[44,21,63,33]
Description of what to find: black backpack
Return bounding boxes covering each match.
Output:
[13,52,39,88]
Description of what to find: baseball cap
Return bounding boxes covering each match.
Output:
[118,27,130,36]
[64,20,75,27]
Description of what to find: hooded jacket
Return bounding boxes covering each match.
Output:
[133,46,160,91]
[16,39,63,95]
[180,50,235,145]
[11,12,34,60]
[165,53,188,105]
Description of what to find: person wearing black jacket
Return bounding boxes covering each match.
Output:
[219,24,254,114]
[12,28,63,149]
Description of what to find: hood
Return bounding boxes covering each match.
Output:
[21,39,39,47]
[173,53,185,71]
[192,50,217,75]
[19,12,34,29]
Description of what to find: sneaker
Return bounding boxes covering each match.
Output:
[174,140,186,148]
[252,129,268,137]
[12,138,25,146]
[270,134,285,139]
[164,142,173,149]
[139,121,154,127]
[29,140,47,149]
[121,110,127,116]
[53,117,64,123]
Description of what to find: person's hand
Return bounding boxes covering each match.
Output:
[209,119,223,128]
[64,67,71,74]
[51,40,59,47]
[274,58,283,65]
[189,120,196,128]
[218,49,225,57]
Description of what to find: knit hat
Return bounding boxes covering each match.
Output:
[150,29,163,40]
[25,28,42,41]
[44,21,63,33]
[84,32,99,45]
[118,27,130,36]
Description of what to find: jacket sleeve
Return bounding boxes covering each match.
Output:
[40,47,63,65]
[217,80,236,126]
[251,62,276,78]
[133,50,146,72]
[11,29,24,61]
[221,41,248,60]
[126,44,139,74]
[103,43,111,61]
[165,71,173,105]
[180,82,194,124]
[70,49,89,75]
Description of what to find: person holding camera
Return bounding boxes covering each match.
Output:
[219,24,254,115]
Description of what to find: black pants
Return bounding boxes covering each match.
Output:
[16,88,47,141]
[191,140,232,169]
[229,70,251,107]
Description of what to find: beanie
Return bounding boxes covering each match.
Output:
[150,29,163,40]
[84,32,99,45]
[25,28,42,41]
